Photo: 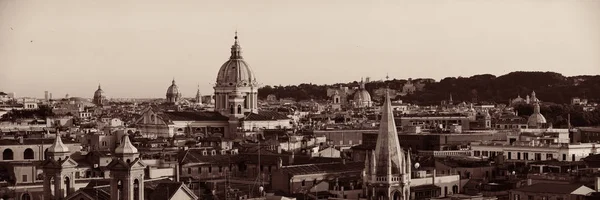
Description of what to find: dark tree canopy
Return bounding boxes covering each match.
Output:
[258,72,600,106]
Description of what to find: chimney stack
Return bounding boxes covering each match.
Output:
[595,177,600,192]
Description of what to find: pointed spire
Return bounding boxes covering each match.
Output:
[373,88,404,176]
[230,31,243,59]
[98,84,101,90]
[172,77,176,85]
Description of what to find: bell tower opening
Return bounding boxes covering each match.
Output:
[64,176,71,196]
[393,191,401,200]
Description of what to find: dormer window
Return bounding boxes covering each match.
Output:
[211,150,216,156]
[202,150,207,156]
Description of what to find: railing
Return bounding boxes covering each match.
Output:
[373,176,403,182]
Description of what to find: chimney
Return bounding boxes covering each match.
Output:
[18,136,24,144]
[289,152,295,165]
[432,169,436,184]
[277,157,283,168]
[595,177,600,192]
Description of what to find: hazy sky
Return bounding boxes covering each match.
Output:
[1,0,599,98]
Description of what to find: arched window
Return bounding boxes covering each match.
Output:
[64,176,71,196]
[452,185,459,194]
[24,148,34,160]
[21,193,31,200]
[134,179,140,200]
[117,180,123,200]
[392,191,401,200]
[444,186,448,196]
[230,104,235,114]
[237,105,242,114]
[244,96,248,109]
[2,149,14,160]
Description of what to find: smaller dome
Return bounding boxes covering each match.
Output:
[528,103,546,127]
[94,85,104,99]
[528,113,547,127]
[166,79,180,97]
[115,134,138,154]
[48,134,70,153]
[354,90,372,103]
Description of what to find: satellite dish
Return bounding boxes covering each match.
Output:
[414,163,420,169]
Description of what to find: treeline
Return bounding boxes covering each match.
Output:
[258,71,600,105]
[0,105,54,121]
[514,104,600,128]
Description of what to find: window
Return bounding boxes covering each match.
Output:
[22,175,28,182]
[208,166,212,173]
[563,154,567,161]
[301,180,305,186]
[23,148,34,159]
[187,168,191,174]
[2,149,14,160]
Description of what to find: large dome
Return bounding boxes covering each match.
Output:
[215,34,257,87]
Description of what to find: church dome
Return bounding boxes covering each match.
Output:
[94,85,104,99]
[353,78,372,107]
[511,95,524,104]
[215,33,257,87]
[166,79,180,97]
[354,90,372,103]
[528,103,546,127]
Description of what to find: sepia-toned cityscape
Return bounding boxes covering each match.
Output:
[1,1,600,200]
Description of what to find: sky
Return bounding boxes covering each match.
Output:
[1,0,599,98]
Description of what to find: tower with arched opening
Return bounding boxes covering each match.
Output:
[107,133,146,200]
[41,133,78,199]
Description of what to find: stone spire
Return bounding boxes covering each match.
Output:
[230,31,243,59]
[374,89,405,176]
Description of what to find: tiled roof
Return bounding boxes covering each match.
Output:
[80,188,111,200]
[244,111,289,121]
[513,183,588,194]
[162,111,228,121]
[280,161,364,176]
[0,137,79,146]
[179,148,231,165]
[150,182,184,200]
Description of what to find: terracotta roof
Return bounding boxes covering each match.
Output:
[280,161,364,176]
[151,182,187,200]
[244,111,289,121]
[79,188,111,200]
[0,137,79,146]
[162,111,228,121]
[513,183,589,194]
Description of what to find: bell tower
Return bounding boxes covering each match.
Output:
[364,90,411,200]
[107,133,146,200]
[41,132,78,200]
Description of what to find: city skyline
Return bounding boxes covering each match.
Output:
[1,0,599,98]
